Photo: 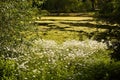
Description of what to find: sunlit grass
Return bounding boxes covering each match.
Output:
[41,30,79,43]
[20,15,110,50]
[41,16,93,21]
[24,28,105,43]
[21,16,107,43]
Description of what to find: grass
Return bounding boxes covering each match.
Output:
[40,16,93,21]
[24,15,108,43]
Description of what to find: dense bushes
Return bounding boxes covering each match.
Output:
[0,0,39,58]
[0,58,18,80]
[42,0,92,13]
[0,39,110,80]
[98,0,120,24]
[1,39,120,80]
[0,1,37,79]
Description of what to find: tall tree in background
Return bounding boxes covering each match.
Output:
[91,0,95,10]
[42,0,80,12]
[98,0,120,24]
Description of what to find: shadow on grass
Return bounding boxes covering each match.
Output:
[35,20,120,41]
[62,22,120,30]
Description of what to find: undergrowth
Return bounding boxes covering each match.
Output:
[1,39,119,80]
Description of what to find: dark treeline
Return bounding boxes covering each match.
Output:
[98,0,120,24]
[32,0,120,24]
[41,0,93,13]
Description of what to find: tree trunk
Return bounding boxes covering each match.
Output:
[91,0,95,11]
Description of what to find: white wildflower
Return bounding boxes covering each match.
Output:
[24,77,28,80]
[33,69,38,73]
[19,61,28,69]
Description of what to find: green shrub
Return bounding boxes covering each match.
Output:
[107,61,120,80]
[12,39,111,80]
[97,0,120,24]
[0,58,18,80]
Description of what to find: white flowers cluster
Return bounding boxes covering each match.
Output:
[32,39,107,59]
[10,39,108,79]
[34,39,58,49]
[12,39,108,70]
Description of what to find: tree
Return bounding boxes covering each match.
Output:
[42,0,80,13]
[0,0,38,58]
[91,0,95,10]
[98,0,120,24]
[32,0,45,9]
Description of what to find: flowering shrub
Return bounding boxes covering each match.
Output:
[32,39,107,58]
[7,39,109,80]
[1,39,112,80]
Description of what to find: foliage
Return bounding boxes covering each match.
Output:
[96,0,120,61]
[0,0,39,58]
[0,58,18,80]
[97,0,120,24]
[1,39,112,80]
[1,0,120,80]
[110,41,120,61]
[0,1,40,79]
[1,39,120,80]
[42,0,92,13]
